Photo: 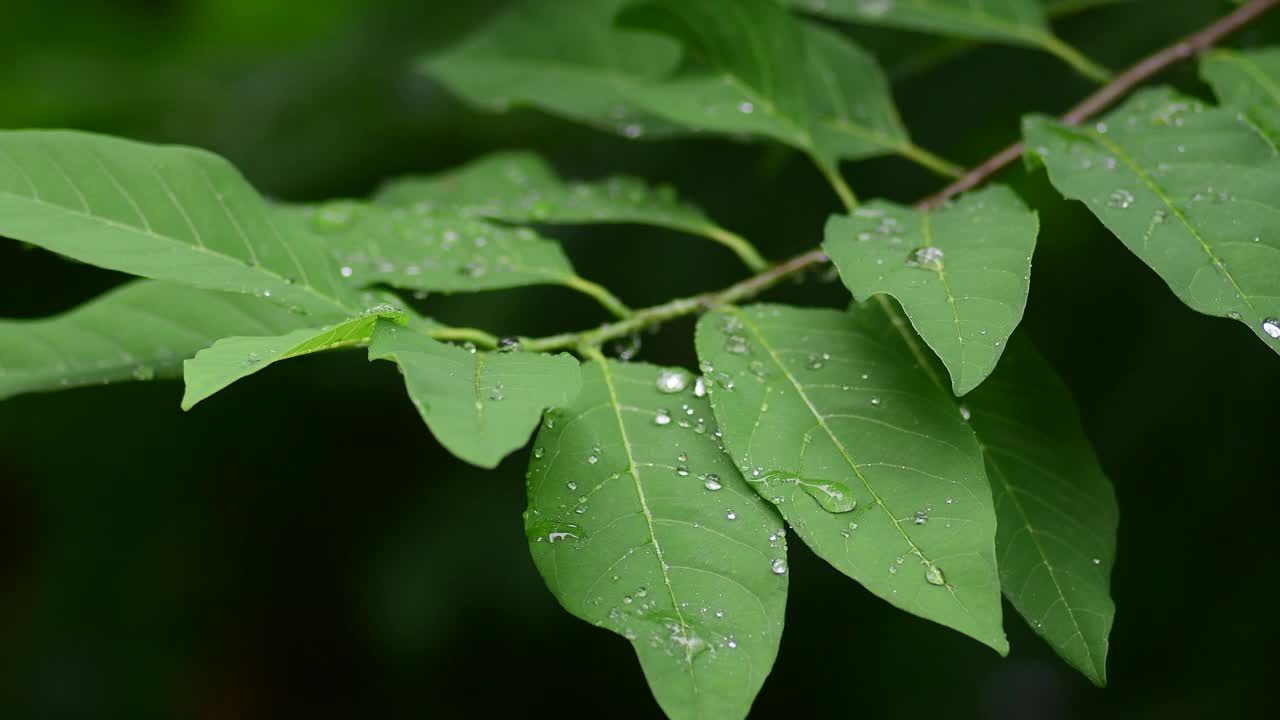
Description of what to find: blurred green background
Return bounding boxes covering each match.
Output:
[2,0,1277,717]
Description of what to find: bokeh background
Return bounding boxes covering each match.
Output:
[2,1,1277,717]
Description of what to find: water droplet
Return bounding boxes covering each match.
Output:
[1092,557,1102,565]
[533,447,545,459]
[654,409,673,426]
[704,475,723,491]
[906,246,945,271]
[131,366,156,381]
[587,453,599,465]
[1107,189,1135,209]
[737,101,755,114]
[340,266,354,278]
[1262,318,1280,339]
[914,509,929,525]
[693,376,707,397]
[621,123,644,139]
[676,465,689,477]
[490,383,505,401]
[656,368,690,393]
[870,396,881,407]
[725,335,751,354]
[726,510,737,520]
[958,405,971,421]
[497,337,521,352]
[925,563,946,586]
[798,479,856,513]
[771,558,788,575]
[623,595,633,604]
[677,452,689,462]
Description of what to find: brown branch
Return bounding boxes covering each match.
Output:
[916,0,1280,211]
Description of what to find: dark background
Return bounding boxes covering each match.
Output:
[2,1,1277,717]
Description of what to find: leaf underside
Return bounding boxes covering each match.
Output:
[369,320,583,468]
[526,358,787,720]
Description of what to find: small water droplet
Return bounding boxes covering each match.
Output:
[704,474,723,491]
[676,465,689,477]
[870,396,881,407]
[693,376,707,397]
[737,101,755,114]
[654,409,672,426]
[914,509,929,525]
[771,558,788,575]
[340,266,354,278]
[1107,189,1135,209]
[725,335,751,354]
[533,447,545,459]
[726,510,737,520]
[958,405,971,421]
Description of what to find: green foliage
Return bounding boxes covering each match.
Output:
[4,0,1280,717]
[824,185,1038,394]
[525,358,786,719]
[1024,88,1280,356]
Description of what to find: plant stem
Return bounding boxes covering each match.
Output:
[561,275,633,319]
[429,326,500,349]
[459,0,1279,357]
[898,142,966,179]
[1040,34,1113,84]
[918,0,1280,210]
[702,226,770,272]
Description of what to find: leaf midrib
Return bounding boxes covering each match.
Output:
[594,359,700,684]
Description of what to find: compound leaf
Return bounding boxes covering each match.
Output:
[824,185,1038,396]
[0,130,359,318]
[369,320,582,468]
[181,307,407,410]
[526,358,787,719]
[0,281,312,401]
[694,304,1006,653]
[1201,48,1280,143]
[1024,88,1280,357]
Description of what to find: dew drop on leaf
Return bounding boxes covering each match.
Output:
[704,474,723,491]
[771,558,788,575]
[655,368,690,393]
[1262,318,1280,339]
[798,479,856,513]
[905,246,944,271]
[654,408,672,426]
[925,563,946,586]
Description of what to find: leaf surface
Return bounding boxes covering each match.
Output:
[1201,48,1280,143]
[526,358,787,719]
[824,185,1038,395]
[1024,88,1280,356]
[0,130,358,317]
[966,335,1117,685]
[0,281,310,401]
[789,0,1051,48]
[181,308,406,410]
[369,320,582,468]
[694,304,1005,652]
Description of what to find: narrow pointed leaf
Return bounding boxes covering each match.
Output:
[0,281,312,401]
[1024,88,1280,357]
[181,308,407,410]
[967,335,1117,685]
[824,185,1038,395]
[1201,48,1280,142]
[281,202,584,294]
[369,320,581,468]
[374,151,733,243]
[0,130,359,317]
[526,359,787,719]
[694,304,1006,652]
[422,0,685,138]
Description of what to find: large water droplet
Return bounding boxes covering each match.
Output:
[704,474,723,491]
[1262,318,1280,339]
[771,558,788,575]
[656,368,690,393]
[798,479,856,513]
[925,563,946,586]
[906,246,944,271]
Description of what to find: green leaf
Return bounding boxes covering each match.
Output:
[694,304,1006,652]
[0,130,359,318]
[374,151,766,270]
[422,0,685,138]
[788,0,1109,82]
[423,0,947,178]
[526,358,787,719]
[966,335,1118,685]
[1201,48,1280,143]
[824,185,1038,395]
[0,281,312,401]
[369,320,582,468]
[1024,88,1280,357]
[181,307,407,410]
[280,201,630,318]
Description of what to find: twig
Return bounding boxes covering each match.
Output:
[501,0,1279,355]
[917,0,1280,211]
